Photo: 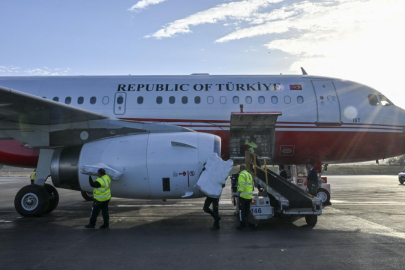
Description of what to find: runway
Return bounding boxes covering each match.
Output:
[1,175,405,270]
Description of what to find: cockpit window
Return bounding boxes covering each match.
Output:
[379,95,394,106]
[368,94,379,106]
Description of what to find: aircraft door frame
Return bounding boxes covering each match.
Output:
[311,80,342,125]
[114,92,127,115]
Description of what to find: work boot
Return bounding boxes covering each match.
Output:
[99,224,109,229]
[85,224,95,229]
[211,225,220,230]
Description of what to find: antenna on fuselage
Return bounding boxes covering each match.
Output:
[301,67,308,75]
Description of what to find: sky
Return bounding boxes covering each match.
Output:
[1,0,405,107]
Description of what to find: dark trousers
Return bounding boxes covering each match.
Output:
[308,182,319,196]
[30,180,34,185]
[238,197,251,228]
[203,197,220,228]
[89,199,110,226]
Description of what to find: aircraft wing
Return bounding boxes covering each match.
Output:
[0,86,190,148]
[0,86,108,125]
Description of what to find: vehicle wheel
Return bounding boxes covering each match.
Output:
[44,184,59,214]
[81,191,93,201]
[400,180,404,185]
[317,188,331,204]
[305,215,318,226]
[14,185,50,217]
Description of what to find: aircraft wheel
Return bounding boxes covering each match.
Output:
[400,180,404,185]
[14,185,50,217]
[317,188,331,204]
[305,215,318,226]
[44,184,59,214]
[81,191,94,201]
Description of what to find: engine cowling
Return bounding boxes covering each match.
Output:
[51,132,221,199]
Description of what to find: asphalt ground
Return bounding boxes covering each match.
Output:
[1,175,405,270]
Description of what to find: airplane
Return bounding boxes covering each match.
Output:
[0,72,404,217]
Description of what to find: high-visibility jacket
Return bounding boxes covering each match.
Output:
[237,170,253,200]
[245,140,257,153]
[30,172,36,180]
[93,174,112,202]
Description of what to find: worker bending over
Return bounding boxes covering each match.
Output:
[85,169,112,229]
[236,164,253,230]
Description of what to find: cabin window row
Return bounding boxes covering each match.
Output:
[52,96,101,105]
[151,96,305,105]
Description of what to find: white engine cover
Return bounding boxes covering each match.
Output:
[77,132,220,199]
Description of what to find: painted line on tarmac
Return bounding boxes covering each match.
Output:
[117,204,195,207]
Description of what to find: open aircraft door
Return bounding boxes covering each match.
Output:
[230,112,281,161]
[312,80,342,125]
[114,92,127,115]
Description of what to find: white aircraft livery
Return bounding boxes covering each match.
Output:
[0,74,404,216]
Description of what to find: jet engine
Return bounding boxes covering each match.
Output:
[51,132,221,199]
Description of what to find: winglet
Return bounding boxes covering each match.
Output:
[301,67,308,75]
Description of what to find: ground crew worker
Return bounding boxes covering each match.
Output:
[245,137,261,167]
[245,138,257,154]
[306,162,319,196]
[85,169,112,229]
[30,169,36,185]
[203,195,222,230]
[279,165,287,180]
[236,164,254,230]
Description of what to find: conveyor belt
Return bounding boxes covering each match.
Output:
[255,168,314,209]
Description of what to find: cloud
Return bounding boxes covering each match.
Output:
[0,66,20,74]
[145,0,283,38]
[0,66,71,76]
[128,0,167,11]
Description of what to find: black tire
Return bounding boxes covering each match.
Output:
[81,191,93,201]
[305,215,318,226]
[44,184,59,214]
[14,185,50,217]
[317,188,331,204]
[400,180,404,185]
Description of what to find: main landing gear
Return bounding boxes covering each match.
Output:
[14,184,59,217]
[81,191,94,201]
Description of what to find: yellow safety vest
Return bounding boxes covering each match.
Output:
[237,170,253,200]
[93,174,112,202]
[245,140,257,153]
[30,172,36,180]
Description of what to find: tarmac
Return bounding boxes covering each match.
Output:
[1,175,405,270]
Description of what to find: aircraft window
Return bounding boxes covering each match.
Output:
[258,96,265,104]
[271,96,278,104]
[169,96,175,104]
[368,94,379,106]
[65,97,71,104]
[233,96,239,104]
[77,97,84,104]
[182,96,188,104]
[90,96,97,104]
[137,96,144,104]
[207,96,214,104]
[297,96,304,104]
[53,97,59,102]
[102,96,109,105]
[246,96,252,104]
[284,96,291,104]
[195,96,201,104]
[379,95,394,106]
[220,96,227,104]
[117,96,124,104]
[156,96,163,104]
